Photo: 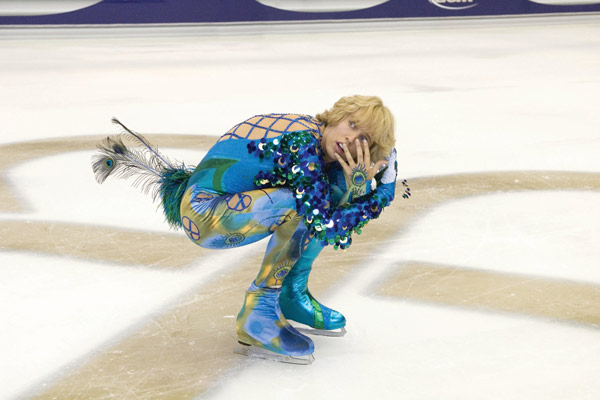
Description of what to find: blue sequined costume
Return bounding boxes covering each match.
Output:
[182,114,396,250]
[177,113,398,358]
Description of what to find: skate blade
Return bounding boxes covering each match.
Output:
[234,343,314,365]
[294,325,347,337]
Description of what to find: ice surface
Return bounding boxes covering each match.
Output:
[0,15,599,400]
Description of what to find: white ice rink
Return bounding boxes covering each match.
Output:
[1,15,599,400]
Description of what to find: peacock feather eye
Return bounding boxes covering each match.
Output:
[105,158,114,168]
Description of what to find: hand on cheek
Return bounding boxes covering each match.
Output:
[334,139,388,198]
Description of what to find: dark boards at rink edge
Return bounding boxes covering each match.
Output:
[0,0,599,26]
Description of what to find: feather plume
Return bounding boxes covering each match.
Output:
[110,118,175,170]
[91,118,194,229]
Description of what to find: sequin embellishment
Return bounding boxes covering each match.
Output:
[247,130,398,250]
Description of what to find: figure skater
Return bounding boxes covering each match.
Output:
[92,95,409,364]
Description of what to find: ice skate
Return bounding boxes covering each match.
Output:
[236,283,315,365]
[234,342,314,365]
[280,286,347,337]
[280,242,347,337]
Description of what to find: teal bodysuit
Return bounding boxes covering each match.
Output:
[177,112,399,357]
[180,113,396,259]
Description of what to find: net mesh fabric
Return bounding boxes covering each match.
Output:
[219,114,321,142]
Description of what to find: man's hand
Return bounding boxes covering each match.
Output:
[334,138,388,199]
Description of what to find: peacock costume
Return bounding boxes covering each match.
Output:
[93,114,407,364]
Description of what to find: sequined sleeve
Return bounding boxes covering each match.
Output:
[247,130,396,250]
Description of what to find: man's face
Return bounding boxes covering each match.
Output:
[321,117,372,164]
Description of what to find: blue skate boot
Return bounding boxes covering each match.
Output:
[235,283,315,364]
[279,238,347,337]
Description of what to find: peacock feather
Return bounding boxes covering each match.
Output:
[92,118,194,229]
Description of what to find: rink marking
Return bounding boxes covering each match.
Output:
[0,220,207,269]
[2,136,599,399]
[378,262,600,328]
[25,169,600,399]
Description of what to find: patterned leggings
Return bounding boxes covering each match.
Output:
[179,183,316,288]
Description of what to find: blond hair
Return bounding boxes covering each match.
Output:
[316,95,395,162]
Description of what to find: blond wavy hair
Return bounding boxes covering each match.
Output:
[316,95,395,162]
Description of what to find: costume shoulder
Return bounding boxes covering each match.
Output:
[218,113,321,142]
